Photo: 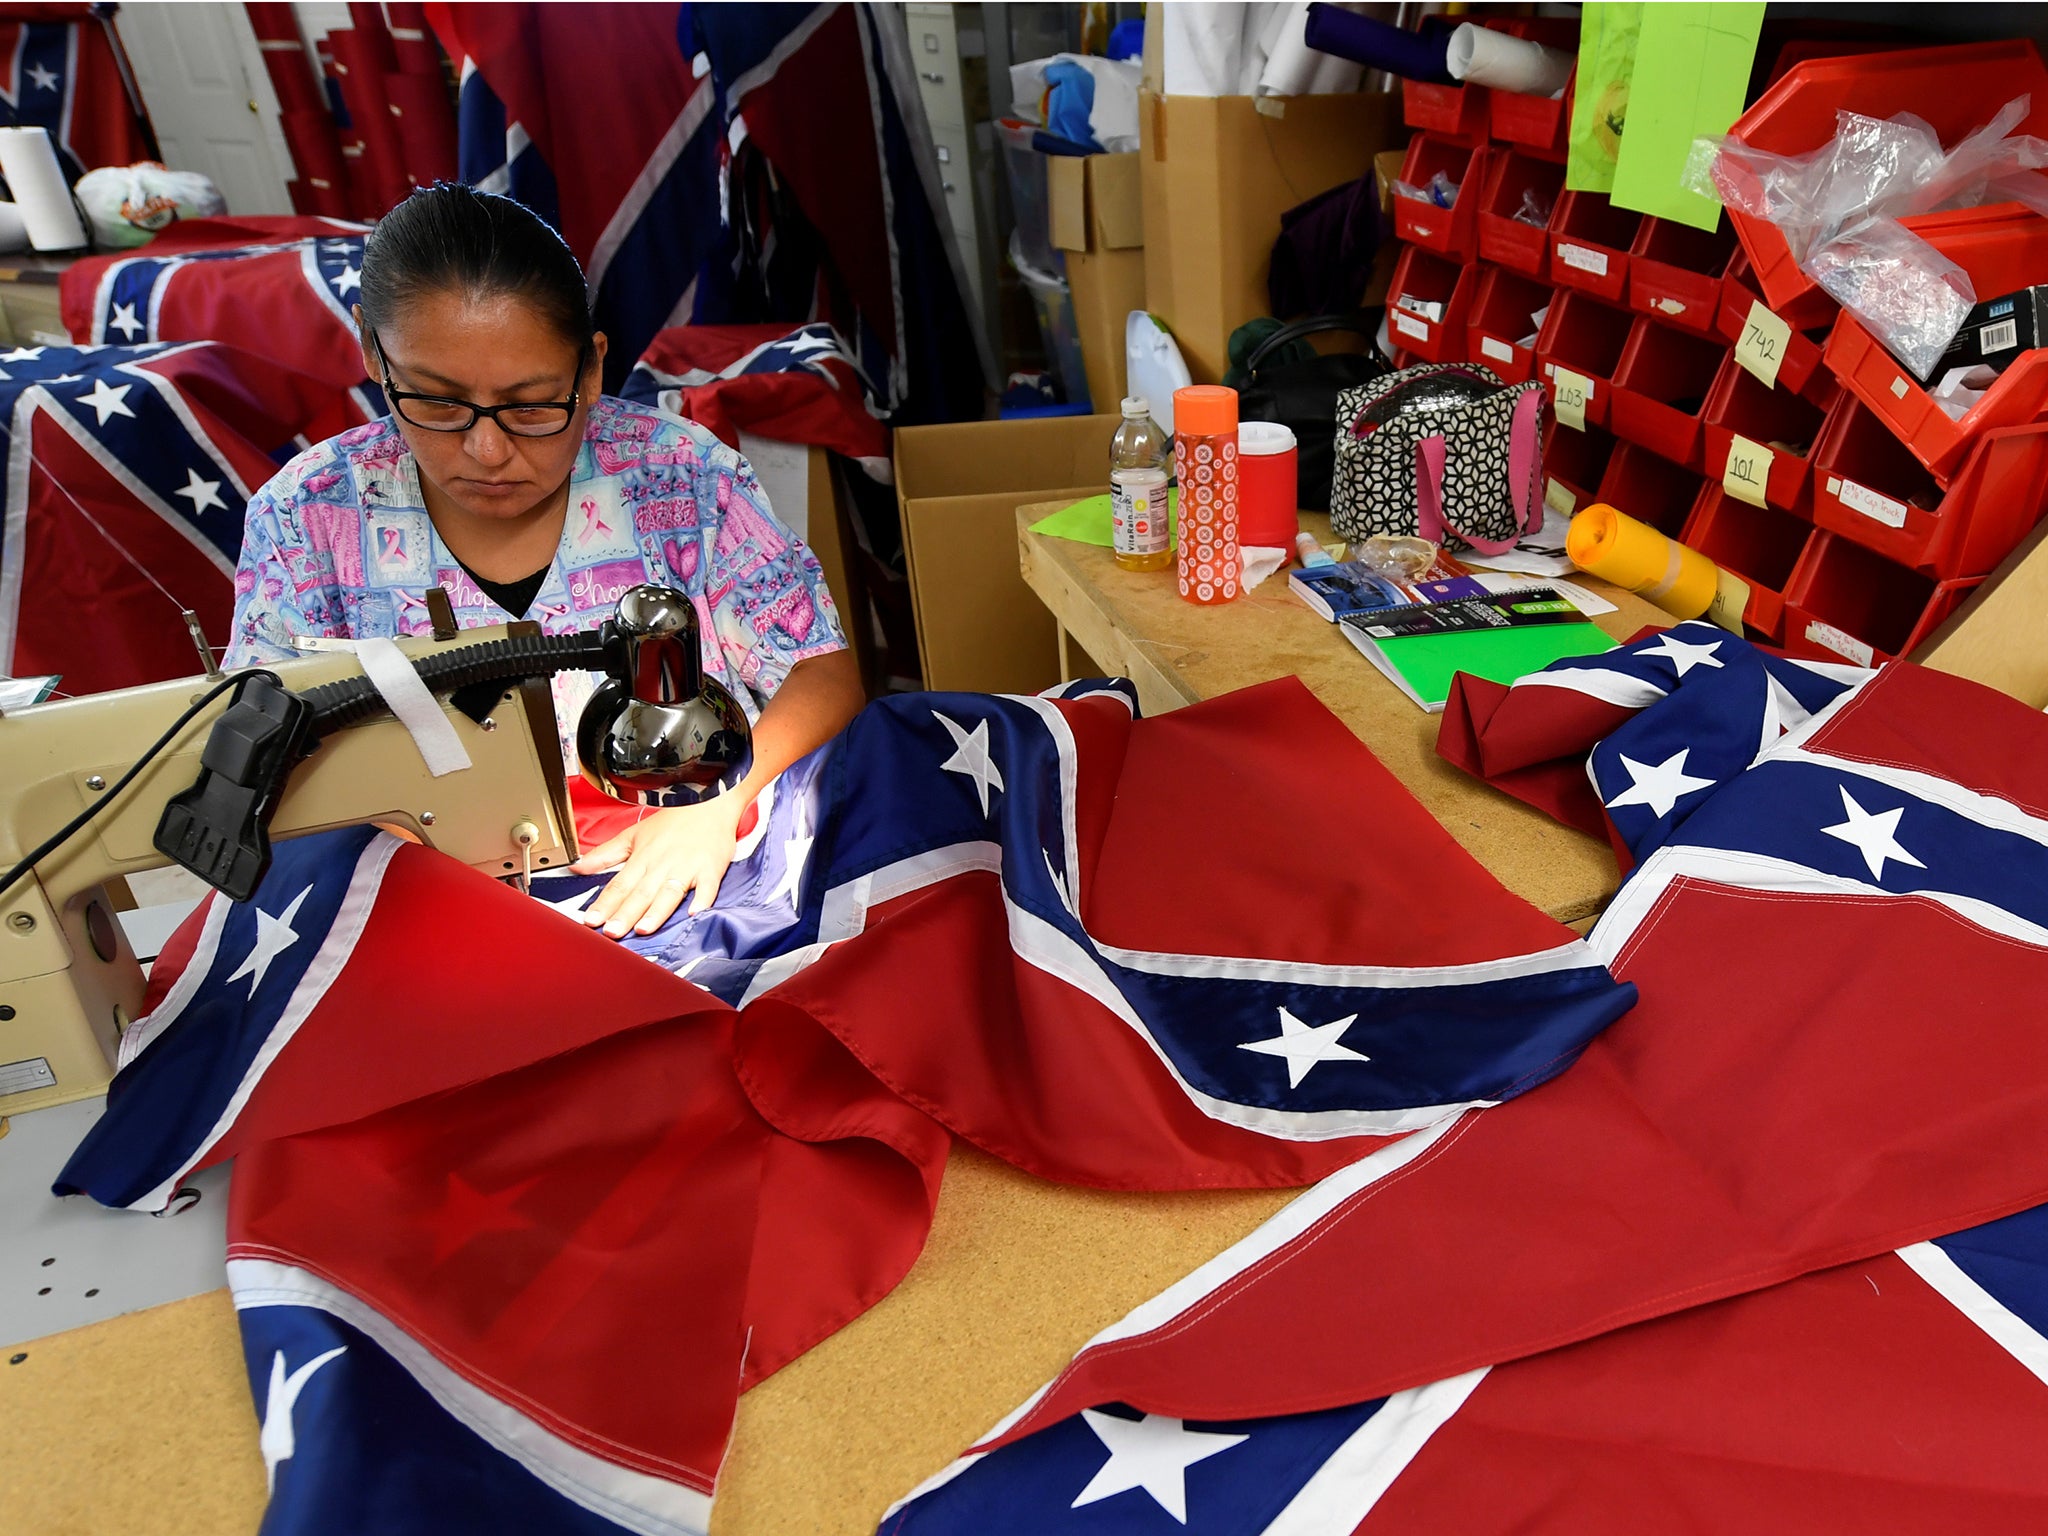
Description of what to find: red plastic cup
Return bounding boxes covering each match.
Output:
[1237,422,1299,549]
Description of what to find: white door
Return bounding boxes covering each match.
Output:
[112,1,296,217]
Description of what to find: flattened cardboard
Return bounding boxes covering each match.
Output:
[1139,90,1406,383]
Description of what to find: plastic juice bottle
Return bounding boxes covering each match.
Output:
[1173,384,1240,604]
[1110,396,1172,572]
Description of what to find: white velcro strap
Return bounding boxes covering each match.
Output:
[353,637,472,777]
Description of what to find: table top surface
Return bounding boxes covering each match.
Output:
[3,503,1677,1536]
[1018,502,1673,925]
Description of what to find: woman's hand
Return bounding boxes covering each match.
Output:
[570,796,748,938]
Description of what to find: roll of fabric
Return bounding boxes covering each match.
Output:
[1446,23,1574,97]
[1258,1,1365,98]
[1567,503,1744,631]
[0,128,86,251]
[1301,4,1454,85]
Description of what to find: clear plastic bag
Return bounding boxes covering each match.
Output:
[75,162,226,249]
[1686,96,2048,378]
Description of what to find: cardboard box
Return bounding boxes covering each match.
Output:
[894,413,1120,693]
[1140,89,1406,383]
[1050,152,1146,411]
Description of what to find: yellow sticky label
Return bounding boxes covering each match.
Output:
[1553,367,1591,431]
[1544,476,1575,516]
[1722,433,1773,508]
[1734,300,1791,390]
[1705,569,1750,634]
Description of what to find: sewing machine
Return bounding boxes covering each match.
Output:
[0,585,749,1119]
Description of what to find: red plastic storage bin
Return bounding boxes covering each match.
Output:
[1477,151,1564,280]
[1609,318,1726,469]
[1781,531,1980,665]
[1700,348,1837,513]
[1542,420,1617,514]
[1715,253,1830,397]
[1597,440,1704,538]
[1724,41,2048,327]
[1550,192,1642,304]
[1680,482,1818,641]
[1466,265,1551,384]
[1813,403,2048,578]
[1490,70,1572,159]
[1536,289,1633,429]
[1387,246,1478,364]
[1393,136,1490,262]
[1824,203,2048,486]
[1628,219,1736,337]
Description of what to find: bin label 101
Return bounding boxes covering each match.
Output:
[1723,434,1773,509]
[1735,300,1791,390]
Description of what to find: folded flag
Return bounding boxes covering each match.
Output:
[58,676,1634,1531]
[60,216,379,401]
[943,653,2048,1501]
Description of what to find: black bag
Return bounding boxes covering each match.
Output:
[1236,314,1394,512]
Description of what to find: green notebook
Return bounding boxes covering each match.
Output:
[1339,592,1617,712]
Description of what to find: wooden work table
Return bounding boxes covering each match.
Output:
[1018,501,1671,925]
[5,505,1670,1536]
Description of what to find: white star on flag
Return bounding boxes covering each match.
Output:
[1821,786,1926,882]
[108,302,143,340]
[765,801,813,909]
[330,263,362,296]
[933,709,1004,817]
[1604,748,1717,820]
[1639,632,1725,677]
[0,345,44,363]
[259,1345,345,1493]
[1072,1410,1248,1521]
[1238,1005,1369,1088]
[75,377,136,426]
[175,468,227,516]
[26,62,58,91]
[225,884,314,997]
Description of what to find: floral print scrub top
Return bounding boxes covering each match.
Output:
[223,396,847,762]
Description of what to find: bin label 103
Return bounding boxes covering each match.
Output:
[1735,301,1791,389]
[1723,434,1773,508]
[1552,368,1592,431]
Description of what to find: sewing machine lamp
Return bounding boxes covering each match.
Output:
[577,585,751,805]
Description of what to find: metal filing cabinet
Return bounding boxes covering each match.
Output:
[904,2,1002,355]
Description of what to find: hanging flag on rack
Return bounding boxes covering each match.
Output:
[0,339,377,693]
[0,5,152,182]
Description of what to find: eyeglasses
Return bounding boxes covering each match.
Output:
[371,327,584,438]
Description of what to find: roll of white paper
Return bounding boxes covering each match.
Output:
[0,201,29,254]
[1258,1,1365,99]
[1445,24,1573,99]
[0,127,86,251]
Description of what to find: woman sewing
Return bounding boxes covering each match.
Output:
[223,184,865,940]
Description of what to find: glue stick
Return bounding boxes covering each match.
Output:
[1566,503,1747,633]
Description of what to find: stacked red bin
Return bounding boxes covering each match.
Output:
[1383,34,2048,664]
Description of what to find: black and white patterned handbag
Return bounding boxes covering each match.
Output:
[1328,363,1547,554]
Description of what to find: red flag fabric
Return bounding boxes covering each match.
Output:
[991,659,2048,1444]
[623,324,890,466]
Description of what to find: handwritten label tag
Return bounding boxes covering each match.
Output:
[1393,310,1430,341]
[1553,368,1591,431]
[1545,476,1575,516]
[1557,242,1609,277]
[1480,335,1515,365]
[1704,569,1750,635]
[1722,433,1773,508]
[1837,478,1909,529]
[1805,620,1875,667]
[1734,300,1791,389]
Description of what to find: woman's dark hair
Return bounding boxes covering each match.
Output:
[360,182,594,357]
